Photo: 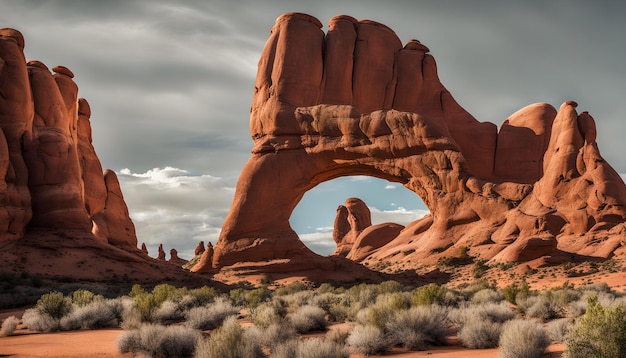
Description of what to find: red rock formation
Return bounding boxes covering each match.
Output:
[208,13,626,272]
[141,242,148,255]
[0,29,34,240]
[157,244,166,260]
[0,27,138,250]
[91,170,137,248]
[191,242,215,274]
[194,240,205,256]
[332,198,371,256]
[169,248,188,265]
[347,223,405,262]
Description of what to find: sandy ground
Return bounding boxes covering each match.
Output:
[0,321,564,358]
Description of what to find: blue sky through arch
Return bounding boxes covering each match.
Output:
[290,176,429,256]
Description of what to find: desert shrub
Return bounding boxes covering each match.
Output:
[272,339,298,358]
[250,321,296,349]
[355,292,410,329]
[347,324,387,355]
[518,295,562,321]
[578,282,611,293]
[60,299,120,330]
[549,288,581,307]
[22,291,74,332]
[471,288,503,304]
[245,287,272,308]
[151,284,180,305]
[457,319,501,348]
[117,323,200,358]
[71,289,101,306]
[386,305,448,350]
[275,281,311,296]
[1,315,19,336]
[185,298,239,330]
[250,302,281,328]
[37,291,72,319]
[450,302,514,327]
[188,286,218,306]
[22,307,59,332]
[295,337,349,358]
[288,304,327,333]
[282,290,316,308]
[502,281,531,305]
[154,300,184,323]
[317,283,341,294]
[326,328,350,345]
[316,293,350,323]
[194,316,263,358]
[346,283,378,306]
[133,292,159,322]
[499,319,550,358]
[120,298,143,330]
[545,318,572,342]
[378,280,404,294]
[411,283,446,306]
[564,295,626,358]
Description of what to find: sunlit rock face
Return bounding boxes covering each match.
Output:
[0,28,137,250]
[207,13,626,272]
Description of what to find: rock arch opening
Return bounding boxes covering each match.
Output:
[290,176,429,256]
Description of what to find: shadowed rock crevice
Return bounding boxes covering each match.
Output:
[202,13,626,273]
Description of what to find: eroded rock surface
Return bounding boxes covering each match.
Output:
[0,28,137,250]
[209,13,626,271]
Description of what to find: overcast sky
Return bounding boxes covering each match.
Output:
[2,1,624,259]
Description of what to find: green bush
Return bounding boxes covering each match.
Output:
[275,281,310,296]
[188,286,217,306]
[564,295,626,358]
[499,319,549,358]
[133,292,159,322]
[411,284,447,306]
[37,291,72,319]
[502,281,530,304]
[71,289,101,306]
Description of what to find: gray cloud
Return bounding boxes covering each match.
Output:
[117,167,235,259]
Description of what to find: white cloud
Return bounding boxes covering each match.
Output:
[299,227,336,256]
[369,207,430,226]
[384,184,397,190]
[117,167,235,260]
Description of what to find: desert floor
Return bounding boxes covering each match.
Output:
[0,317,565,358]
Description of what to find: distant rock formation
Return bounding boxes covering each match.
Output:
[332,198,371,256]
[0,28,137,250]
[191,242,215,274]
[194,241,205,256]
[207,13,626,272]
[141,242,149,255]
[157,244,166,260]
[169,248,188,265]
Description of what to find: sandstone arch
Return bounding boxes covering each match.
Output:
[204,13,626,272]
